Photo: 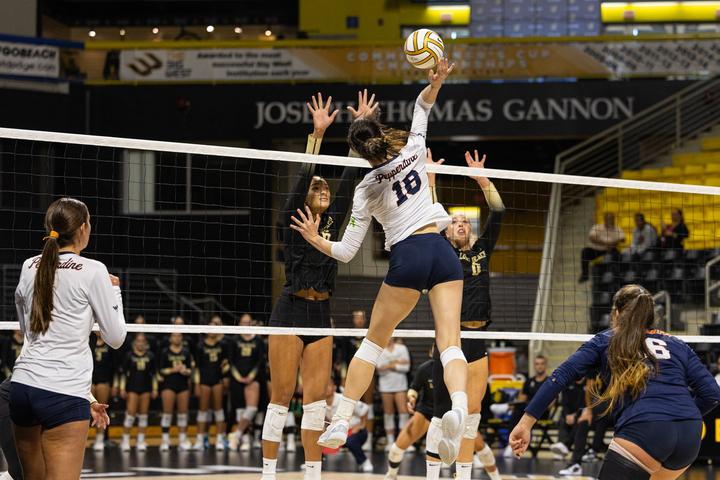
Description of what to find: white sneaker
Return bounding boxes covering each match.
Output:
[160,441,170,452]
[502,445,514,458]
[120,438,131,452]
[215,436,226,451]
[362,435,372,451]
[253,437,261,449]
[93,440,104,452]
[286,435,297,453]
[229,431,239,451]
[191,441,203,451]
[179,440,193,451]
[0,471,14,480]
[136,441,147,452]
[438,408,465,465]
[559,463,583,475]
[384,472,397,480]
[581,448,597,462]
[550,441,570,457]
[473,454,484,469]
[360,459,374,473]
[317,419,349,448]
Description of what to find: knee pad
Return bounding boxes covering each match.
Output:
[383,413,395,431]
[161,413,172,428]
[477,444,495,467]
[399,412,409,429]
[301,400,327,432]
[388,443,405,464]
[426,417,443,457]
[355,339,383,366]
[463,413,481,439]
[214,409,225,423]
[599,448,651,480]
[197,410,209,423]
[123,413,136,429]
[440,346,467,368]
[262,403,289,443]
[243,406,258,422]
[137,414,148,429]
[177,413,188,428]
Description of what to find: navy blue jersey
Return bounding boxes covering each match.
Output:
[526,330,720,431]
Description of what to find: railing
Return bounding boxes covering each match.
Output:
[706,255,720,324]
[531,76,720,356]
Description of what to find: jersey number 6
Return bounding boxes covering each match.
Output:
[391,169,422,206]
[646,338,671,360]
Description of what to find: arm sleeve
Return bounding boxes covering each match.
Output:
[684,344,720,415]
[329,164,360,228]
[478,210,503,256]
[281,134,323,219]
[329,186,372,263]
[410,94,434,138]
[394,346,411,373]
[88,266,127,350]
[525,336,604,419]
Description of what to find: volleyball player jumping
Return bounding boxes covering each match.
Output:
[291,58,469,464]
[11,197,127,480]
[261,92,373,480]
[509,284,720,480]
[422,148,503,480]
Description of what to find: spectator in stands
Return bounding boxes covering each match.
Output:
[503,355,549,458]
[629,213,657,257]
[579,213,625,283]
[659,209,689,250]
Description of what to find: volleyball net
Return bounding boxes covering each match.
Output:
[1,126,719,364]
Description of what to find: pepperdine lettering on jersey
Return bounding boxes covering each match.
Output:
[374,154,418,183]
[28,256,84,271]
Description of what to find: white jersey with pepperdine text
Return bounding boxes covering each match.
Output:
[329,94,450,263]
[13,252,127,401]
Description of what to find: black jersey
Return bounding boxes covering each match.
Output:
[522,375,548,402]
[561,379,586,414]
[453,210,503,323]
[122,350,157,393]
[91,337,115,385]
[158,345,193,391]
[279,164,357,295]
[3,337,23,375]
[410,359,435,412]
[195,338,229,386]
[229,335,265,381]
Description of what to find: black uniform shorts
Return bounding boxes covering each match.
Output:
[269,293,332,345]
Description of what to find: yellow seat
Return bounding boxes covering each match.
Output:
[640,168,662,180]
[705,177,720,186]
[660,166,683,178]
[684,165,705,175]
[621,170,642,180]
[701,136,720,152]
[673,151,720,165]
[706,163,720,174]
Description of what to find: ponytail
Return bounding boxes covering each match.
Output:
[29,197,89,335]
[590,284,657,414]
[30,236,60,334]
[348,118,409,165]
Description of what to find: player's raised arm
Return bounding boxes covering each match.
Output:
[411,58,454,137]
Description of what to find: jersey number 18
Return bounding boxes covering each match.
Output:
[391,170,422,206]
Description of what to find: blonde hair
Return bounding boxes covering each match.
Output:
[589,284,657,415]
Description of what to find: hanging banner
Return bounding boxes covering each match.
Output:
[0,40,60,79]
[117,40,720,83]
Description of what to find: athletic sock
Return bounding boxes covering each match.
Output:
[487,469,502,480]
[262,457,277,480]
[426,460,441,480]
[450,391,468,416]
[456,462,472,480]
[304,460,322,480]
[336,397,357,421]
[162,432,170,443]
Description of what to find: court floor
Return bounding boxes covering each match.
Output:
[7,446,709,479]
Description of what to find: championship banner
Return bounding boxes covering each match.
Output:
[117,40,720,83]
[0,40,60,79]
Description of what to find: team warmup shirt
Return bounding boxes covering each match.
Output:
[526,329,720,430]
[455,210,503,322]
[13,252,127,401]
[410,359,435,412]
[329,94,451,263]
[377,343,411,393]
[229,334,265,381]
[195,337,229,385]
[122,349,157,393]
[157,345,193,388]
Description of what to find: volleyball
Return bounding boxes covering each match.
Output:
[403,29,444,70]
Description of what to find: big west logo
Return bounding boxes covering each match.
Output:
[127,52,163,76]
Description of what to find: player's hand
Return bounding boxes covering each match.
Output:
[426,148,444,187]
[565,414,575,426]
[290,205,321,242]
[464,150,490,188]
[579,407,593,425]
[109,274,120,287]
[348,88,379,120]
[307,92,339,138]
[90,402,111,430]
[428,57,455,89]
[509,424,531,457]
[407,396,417,414]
